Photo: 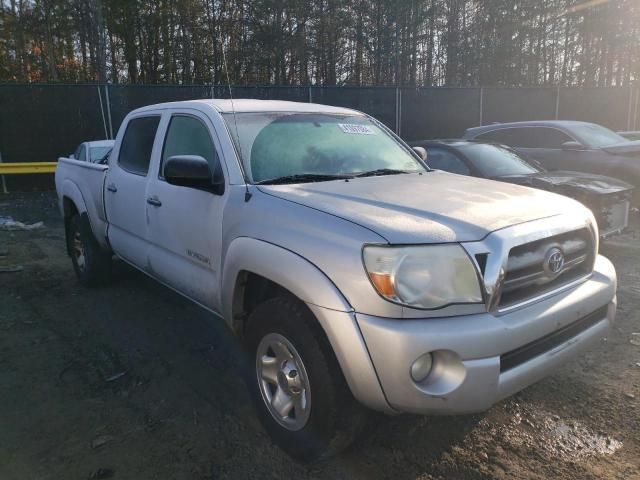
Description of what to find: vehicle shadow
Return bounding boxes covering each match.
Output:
[364,411,482,452]
[105,259,485,479]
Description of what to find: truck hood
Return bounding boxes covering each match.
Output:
[600,140,640,156]
[499,171,633,195]
[257,171,585,243]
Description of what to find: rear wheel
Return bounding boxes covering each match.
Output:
[245,296,367,462]
[67,214,112,286]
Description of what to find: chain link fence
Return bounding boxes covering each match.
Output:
[1,83,638,189]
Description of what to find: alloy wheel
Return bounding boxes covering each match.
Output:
[256,332,311,431]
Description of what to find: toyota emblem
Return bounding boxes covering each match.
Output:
[544,247,565,275]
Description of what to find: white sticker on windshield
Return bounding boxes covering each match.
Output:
[338,123,376,135]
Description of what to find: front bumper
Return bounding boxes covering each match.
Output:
[355,254,616,415]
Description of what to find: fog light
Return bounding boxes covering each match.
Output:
[410,353,433,383]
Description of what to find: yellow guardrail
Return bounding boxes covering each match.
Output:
[0,162,57,174]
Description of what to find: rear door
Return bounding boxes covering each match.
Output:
[145,109,227,312]
[105,113,162,269]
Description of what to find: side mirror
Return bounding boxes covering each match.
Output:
[412,146,428,162]
[164,155,223,193]
[561,141,583,151]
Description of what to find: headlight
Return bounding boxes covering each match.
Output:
[362,245,483,309]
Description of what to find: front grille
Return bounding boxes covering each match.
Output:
[500,305,608,372]
[498,228,595,309]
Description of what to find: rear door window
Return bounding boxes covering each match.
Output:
[426,148,471,175]
[476,128,529,146]
[118,116,161,175]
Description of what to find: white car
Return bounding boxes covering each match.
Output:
[70,140,114,164]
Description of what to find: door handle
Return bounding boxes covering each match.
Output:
[107,183,117,193]
[146,197,162,207]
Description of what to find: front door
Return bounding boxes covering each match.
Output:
[145,111,227,312]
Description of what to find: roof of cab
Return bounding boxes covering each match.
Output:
[131,99,362,116]
[464,120,597,136]
[410,139,473,147]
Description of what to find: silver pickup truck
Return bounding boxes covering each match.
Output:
[55,100,617,461]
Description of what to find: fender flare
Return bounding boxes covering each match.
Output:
[221,237,352,323]
[61,179,89,215]
[220,237,392,412]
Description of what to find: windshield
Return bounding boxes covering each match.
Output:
[570,123,628,148]
[223,112,425,183]
[460,143,539,177]
[89,146,112,163]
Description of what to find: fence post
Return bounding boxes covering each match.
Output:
[97,86,109,139]
[104,84,114,139]
[633,88,640,130]
[555,86,561,120]
[478,87,484,126]
[395,87,400,134]
[211,85,215,99]
[308,86,312,103]
[398,88,403,137]
[627,85,633,131]
[0,151,8,194]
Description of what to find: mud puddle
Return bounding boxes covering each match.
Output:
[465,400,624,463]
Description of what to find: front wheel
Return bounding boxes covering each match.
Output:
[245,296,367,462]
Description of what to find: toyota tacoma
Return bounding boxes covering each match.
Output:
[55,100,617,461]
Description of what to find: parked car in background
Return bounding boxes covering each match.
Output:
[617,131,640,141]
[410,139,633,239]
[462,121,640,204]
[70,140,114,164]
[55,100,617,461]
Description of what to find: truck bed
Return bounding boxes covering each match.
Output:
[55,157,110,247]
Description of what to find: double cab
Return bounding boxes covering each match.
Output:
[55,100,617,460]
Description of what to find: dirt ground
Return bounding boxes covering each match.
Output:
[1,191,639,480]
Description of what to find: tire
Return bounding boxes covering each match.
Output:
[66,213,112,287]
[245,295,368,462]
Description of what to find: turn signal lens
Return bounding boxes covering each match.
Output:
[368,272,395,297]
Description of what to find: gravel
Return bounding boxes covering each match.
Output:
[0,192,638,480]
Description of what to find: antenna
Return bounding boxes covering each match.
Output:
[221,36,251,202]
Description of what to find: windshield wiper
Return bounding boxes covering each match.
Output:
[352,168,414,178]
[255,173,352,185]
[256,169,417,185]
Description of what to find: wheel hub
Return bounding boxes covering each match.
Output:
[277,360,302,396]
[256,333,311,431]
